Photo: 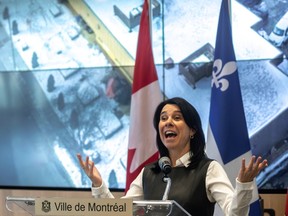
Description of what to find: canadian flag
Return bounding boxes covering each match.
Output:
[125,0,162,192]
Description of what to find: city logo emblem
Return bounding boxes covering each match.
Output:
[41,200,51,213]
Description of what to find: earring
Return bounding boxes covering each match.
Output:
[190,135,194,139]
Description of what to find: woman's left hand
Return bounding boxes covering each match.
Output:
[237,156,268,183]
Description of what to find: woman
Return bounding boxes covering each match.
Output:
[77,97,268,215]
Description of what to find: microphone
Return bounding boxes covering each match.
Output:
[158,156,172,175]
[158,157,172,200]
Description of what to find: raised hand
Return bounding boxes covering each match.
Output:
[237,155,268,183]
[77,154,103,187]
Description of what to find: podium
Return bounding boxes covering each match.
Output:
[133,200,191,216]
[6,196,191,216]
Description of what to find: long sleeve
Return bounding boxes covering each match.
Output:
[91,181,114,198]
[91,157,254,215]
[91,168,145,199]
[206,161,254,216]
[123,168,144,200]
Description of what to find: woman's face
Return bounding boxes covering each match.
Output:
[158,104,195,155]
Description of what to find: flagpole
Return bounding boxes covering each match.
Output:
[148,0,152,41]
[228,0,231,28]
[148,0,165,101]
[161,0,165,100]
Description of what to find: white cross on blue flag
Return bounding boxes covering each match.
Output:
[206,0,262,215]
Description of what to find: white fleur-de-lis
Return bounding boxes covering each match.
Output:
[211,59,237,91]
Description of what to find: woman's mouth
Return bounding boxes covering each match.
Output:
[165,130,177,138]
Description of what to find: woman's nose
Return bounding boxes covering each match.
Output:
[165,118,173,126]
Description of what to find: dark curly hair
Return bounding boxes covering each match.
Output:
[153,97,206,168]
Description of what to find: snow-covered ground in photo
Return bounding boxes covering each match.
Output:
[0,0,287,190]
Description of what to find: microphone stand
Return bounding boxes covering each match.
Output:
[162,175,171,201]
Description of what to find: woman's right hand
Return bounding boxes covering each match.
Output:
[77,153,102,187]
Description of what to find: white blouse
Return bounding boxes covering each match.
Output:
[91,152,254,216]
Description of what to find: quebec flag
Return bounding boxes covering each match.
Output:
[206,0,262,215]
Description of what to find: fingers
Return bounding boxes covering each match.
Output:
[238,155,268,183]
[77,153,84,167]
[85,156,89,169]
[248,155,256,170]
[89,161,95,177]
[247,156,267,171]
[77,154,92,170]
[258,158,268,171]
[77,154,102,187]
[253,156,268,173]
[240,157,246,175]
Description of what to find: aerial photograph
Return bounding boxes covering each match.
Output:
[0,0,287,192]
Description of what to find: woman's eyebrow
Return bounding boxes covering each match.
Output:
[160,110,182,115]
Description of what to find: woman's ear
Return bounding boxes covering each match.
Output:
[190,128,196,139]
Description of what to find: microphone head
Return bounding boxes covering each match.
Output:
[158,156,172,175]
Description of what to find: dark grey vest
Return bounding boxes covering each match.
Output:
[142,157,215,216]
